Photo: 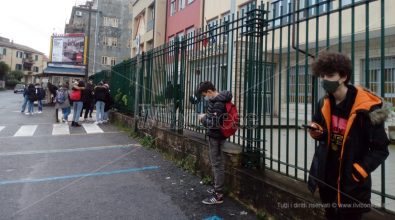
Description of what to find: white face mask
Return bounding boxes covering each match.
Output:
[204,96,210,101]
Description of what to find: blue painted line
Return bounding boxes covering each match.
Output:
[203,216,223,220]
[0,144,139,157]
[0,166,159,186]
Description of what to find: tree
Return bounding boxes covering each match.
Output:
[0,61,10,81]
[7,70,24,81]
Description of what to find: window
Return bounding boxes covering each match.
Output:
[16,51,23,58]
[102,56,108,65]
[15,64,22,70]
[299,0,333,19]
[272,0,291,27]
[187,0,194,4]
[170,0,176,16]
[341,0,363,7]
[361,57,395,107]
[35,55,38,61]
[103,37,118,47]
[239,2,256,34]
[289,65,313,103]
[111,57,116,66]
[177,32,184,41]
[179,0,186,10]
[103,17,119,28]
[186,27,195,50]
[33,66,39,72]
[2,48,6,55]
[169,36,175,45]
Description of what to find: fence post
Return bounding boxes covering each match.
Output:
[134,52,144,132]
[172,38,180,132]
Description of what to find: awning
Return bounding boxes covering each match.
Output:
[43,66,85,76]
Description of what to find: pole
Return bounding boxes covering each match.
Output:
[85,1,93,81]
[227,0,236,90]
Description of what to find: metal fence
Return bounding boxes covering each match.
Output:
[93,0,395,213]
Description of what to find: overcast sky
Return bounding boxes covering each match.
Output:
[0,0,87,57]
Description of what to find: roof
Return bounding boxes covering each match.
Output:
[0,37,45,55]
[43,66,85,76]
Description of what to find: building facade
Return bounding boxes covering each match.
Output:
[165,0,203,43]
[131,0,167,57]
[66,0,132,76]
[0,36,47,85]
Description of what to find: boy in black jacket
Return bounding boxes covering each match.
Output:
[197,81,232,205]
[307,52,390,219]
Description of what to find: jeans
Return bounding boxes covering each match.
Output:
[208,137,226,193]
[21,96,28,112]
[96,101,105,122]
[72,101,83,122]
[27,101,34,114]
[37,99,43,111]
[62,107,71,121]
[103,111,109,121]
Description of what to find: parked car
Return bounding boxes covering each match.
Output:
[14,84,25,94]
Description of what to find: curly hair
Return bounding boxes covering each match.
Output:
[312,51,352,84]
[196,81,216,95]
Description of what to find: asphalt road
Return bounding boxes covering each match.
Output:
[0,90,257,220]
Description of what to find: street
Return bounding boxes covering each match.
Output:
[0,90,256,220]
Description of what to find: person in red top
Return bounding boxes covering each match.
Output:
[307,52,390,220]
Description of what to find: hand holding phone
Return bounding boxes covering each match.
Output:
[301,124,320,131]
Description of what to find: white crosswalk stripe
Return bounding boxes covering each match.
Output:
[0,123,106,137]
[52,124,70,135]
[82,123,104,134]
[14,125,38,137]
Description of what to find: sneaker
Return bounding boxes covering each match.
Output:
[94,121,102,125]
[207,188,215,194]
[74,123,81,127]
[202,193,223,205]
[62,118,67,123]
[37,111,42,114]
[25,112,30,115]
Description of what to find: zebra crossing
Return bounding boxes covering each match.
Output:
[0,123,107,137]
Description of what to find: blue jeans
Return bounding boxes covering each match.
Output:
[103,111,109,121]
[37,99,43,111]
[96,101,105,122]
[72,101,83,122]
[27,101,34,113]
[62,107,71,121]
[21,96,28,112]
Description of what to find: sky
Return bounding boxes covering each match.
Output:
[0,0,88,57]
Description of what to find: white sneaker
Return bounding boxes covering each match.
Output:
[37,111,42,114]
[25,112,30,115]
[94,121,102,125]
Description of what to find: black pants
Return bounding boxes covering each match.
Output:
[80,102,93,119]
[319,185,363,220]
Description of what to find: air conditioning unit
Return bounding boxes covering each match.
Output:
[76,11,82,16]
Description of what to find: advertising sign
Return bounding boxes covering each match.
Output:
[51,33,85,64]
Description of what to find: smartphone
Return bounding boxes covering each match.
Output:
[301,124,320,131]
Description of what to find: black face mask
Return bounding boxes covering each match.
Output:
[321,79,340,94]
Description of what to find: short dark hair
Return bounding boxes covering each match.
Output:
[197,81,216,95]
[312,51,352,84]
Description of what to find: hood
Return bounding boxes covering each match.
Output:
[211,91,232,102]
[352,86,391,125]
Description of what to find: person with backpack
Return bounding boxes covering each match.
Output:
[35,83,46,113]
[94,82,107,124]
[81,80,95,120]
[26,83,36,115]
[196,81,238,205]
[70,80,85,127]
[55,83,71,123]
[103,83,113,123]
[307,52,390,219]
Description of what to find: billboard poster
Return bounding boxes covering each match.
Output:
[51,33,85,64]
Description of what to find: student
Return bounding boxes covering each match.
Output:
[35,83,46,113]
[70,80,85,127]
[26,84,36,115]
[55,83,71,123]
[197,81,233,205]
[307,51,390,220]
